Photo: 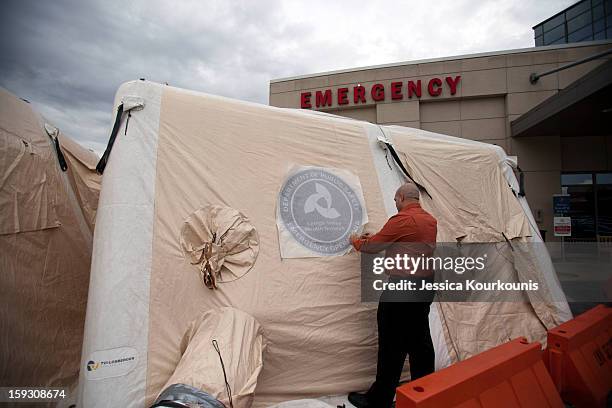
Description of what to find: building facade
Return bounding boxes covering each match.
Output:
[269,40,612,241]
[533,0,612,46]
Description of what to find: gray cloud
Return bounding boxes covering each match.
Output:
[0,0,575,154]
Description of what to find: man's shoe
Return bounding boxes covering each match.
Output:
[347,392,371,408]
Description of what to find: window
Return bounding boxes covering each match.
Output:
[596,173,612,236]
[562,173,593,185]
[568,25,593,42]
[568,11,592,33]
[544,14,565,32]
[534,25,544,37]
[561,173,612,238]
[567,0,590,20]
[544,24,566,43]
[594,4,605,20]
[596,173,612,184]
[534,0,611,46]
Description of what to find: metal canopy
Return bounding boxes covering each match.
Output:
[511,58,612,138]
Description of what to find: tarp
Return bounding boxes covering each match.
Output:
[78,80,571,407]
[0,88,100,391]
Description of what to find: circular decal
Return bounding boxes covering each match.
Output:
[279,168,363,255]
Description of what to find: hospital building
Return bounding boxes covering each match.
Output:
[269,0,612,242]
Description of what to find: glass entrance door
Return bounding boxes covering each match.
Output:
[561,172,612,240]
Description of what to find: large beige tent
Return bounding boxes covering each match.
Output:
[78,80,571,407]
[0,87,100,392]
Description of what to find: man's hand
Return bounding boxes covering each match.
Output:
[349,232,371,243]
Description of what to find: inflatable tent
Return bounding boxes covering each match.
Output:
[0,88,100,391]
[78,80,571,407]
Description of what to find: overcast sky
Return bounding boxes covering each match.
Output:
[1,0,575,155]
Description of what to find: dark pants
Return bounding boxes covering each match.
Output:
[366,297,435,407]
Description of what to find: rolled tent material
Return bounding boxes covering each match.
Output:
[0,88,100,391]
[159,307,265,408]
[78,80,571,407]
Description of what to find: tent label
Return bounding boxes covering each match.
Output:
[85,347,138,380]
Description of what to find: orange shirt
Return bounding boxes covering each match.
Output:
[351,202,437,277]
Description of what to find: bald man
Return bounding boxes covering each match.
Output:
[348,183,437,408]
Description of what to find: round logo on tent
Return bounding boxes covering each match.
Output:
[279,168,363,255]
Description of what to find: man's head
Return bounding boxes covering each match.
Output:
[394,183,420,211]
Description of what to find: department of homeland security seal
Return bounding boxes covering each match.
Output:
[279,168,364,255]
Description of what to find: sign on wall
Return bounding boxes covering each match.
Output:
[554,216,572,237]
[300,76,462,109]
[553,194,571,216]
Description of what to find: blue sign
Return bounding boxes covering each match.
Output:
[553,195,571,216]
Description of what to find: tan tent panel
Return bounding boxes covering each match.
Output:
[386,128,571,360]
[0,87,99,393]
[58,133,101,231]
[77,80,571,407]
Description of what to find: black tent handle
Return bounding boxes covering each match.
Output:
[53,136,68,171]
[384,142,432,200]
[96,103,125,174]
[517,166,526,197]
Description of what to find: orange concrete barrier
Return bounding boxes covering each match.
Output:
[396,337,563,408]
[546,304,612,408]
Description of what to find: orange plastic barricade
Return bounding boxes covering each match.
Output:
[396,337,563,408]
[547,304,612,408]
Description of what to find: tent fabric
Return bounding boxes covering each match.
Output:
[388,128,531,242]
[58,133,101,231]
[270,400,335,408]
[384,127,571,359]
[0,88,60,235]
[160,307,265,408]
[78,80,571,408]
[0,87,97,392]
[180,205,260,287]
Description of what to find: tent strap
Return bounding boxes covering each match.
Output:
[383,142,432,200]
[517,166,526,197]
[96,103,125,174]
[52,134,68,172]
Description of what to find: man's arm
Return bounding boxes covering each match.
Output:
[351,215,414,253]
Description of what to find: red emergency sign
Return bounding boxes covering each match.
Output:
[300,76,461,109]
